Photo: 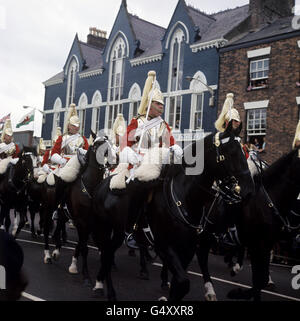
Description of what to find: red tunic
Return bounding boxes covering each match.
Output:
[12,144,20,158]
[41,150,50,166]
[51,135,89,156]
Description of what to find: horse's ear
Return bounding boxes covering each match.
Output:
[223,120,233,136]
[91,130,96,141]
[233,122,243,137]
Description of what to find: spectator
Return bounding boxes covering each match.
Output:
[257,137,266,153]
[0,230,28,301]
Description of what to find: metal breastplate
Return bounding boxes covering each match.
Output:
[62,135,84,156]
[132,117,169,152]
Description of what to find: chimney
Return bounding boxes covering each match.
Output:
[249,0,294,30]
[87,27,107,49]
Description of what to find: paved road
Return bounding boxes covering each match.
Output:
[13,221,300,302]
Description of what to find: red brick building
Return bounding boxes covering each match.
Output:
[218,0,300,163]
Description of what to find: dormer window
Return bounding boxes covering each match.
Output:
[168,28,185,131]
[66,58,78,107]
[107,37,126,130]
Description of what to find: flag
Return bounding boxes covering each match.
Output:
[0,113,11,124]
[16,110,35,128]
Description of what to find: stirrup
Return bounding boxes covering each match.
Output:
[125,233,139,249]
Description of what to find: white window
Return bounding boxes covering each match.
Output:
[169,96,182,130]
[167,28,185,130]
[247,108,267,135]
[191,94,203,130]
[128,83,141,121]
[52,98,62,140]
[249,58,269,89]
[78,93,88,135]
[107,37,126,130]
[79,110,86,135]
[66,58,78,107]
[91,91,102,133]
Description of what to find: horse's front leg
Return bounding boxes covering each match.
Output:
[43,208,53,264]
[158,246,190,301]
[196,237,217,301]
[29,205,37,238]
[139,246,150,280]
[14,208,27,238]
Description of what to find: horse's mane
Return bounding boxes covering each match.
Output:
[181,133,213,169]
[257,149,298,186]
[19,146,37,157]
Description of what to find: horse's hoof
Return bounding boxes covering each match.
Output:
[161,282,170,291]
[92,288,104,298]
[139,271,149,280]
[69,265,79,274]
[227,288,252,300]
[230,270,236,277]
[158,296,168,301]
[52,250,60,261]
[31,233,37,239]
[44,257,52,264]
[265,283,276,291]
[205,293,217,301]
[37,229,42,236]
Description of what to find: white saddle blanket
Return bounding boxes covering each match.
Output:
[37,155,81,186]
[109,147,170,190]
[0,157,12,175]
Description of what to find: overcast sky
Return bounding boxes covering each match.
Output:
[0,0,299,135]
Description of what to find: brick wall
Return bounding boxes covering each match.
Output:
[218,36,300,163]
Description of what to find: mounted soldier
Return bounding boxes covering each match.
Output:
[115,70,182,187]
[0,118,20,183]
[0,118,20,160]
[51,104,89,167]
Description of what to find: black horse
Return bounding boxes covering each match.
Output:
[226,148,300,300]
[91,122,254,301]
[0,147,36,237]
[190,147,300,301]
[66,135,113,285]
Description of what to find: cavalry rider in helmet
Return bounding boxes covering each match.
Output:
[111,113,126,167]
[120,70,183,169]
[118,70,183,249]
[0,118,20,160]
[51,104,89,167]
[0,118,20,184]
[215,93,244,246]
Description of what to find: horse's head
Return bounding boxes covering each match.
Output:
[15,146,36,181]
[207,122,254,200]
[87,134,117,170]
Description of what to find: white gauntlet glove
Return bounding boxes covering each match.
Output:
[42,164,52,174]
[51,153,67,166]
[119,147,141,165]
[170,144,183,159]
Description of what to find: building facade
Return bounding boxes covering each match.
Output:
[41,0,250,146]
[218,0,300,163]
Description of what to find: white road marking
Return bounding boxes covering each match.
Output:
[20,228,99,250]
[22,292,46,301]
[17,233,300,302]
[152,262,300,302]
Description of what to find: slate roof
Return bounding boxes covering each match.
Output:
[192,5,250,44]
[128,14,166,58]
[78,41,103,71]
[230,15,296,45]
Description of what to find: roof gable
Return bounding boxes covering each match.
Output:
[63,34,84,75]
